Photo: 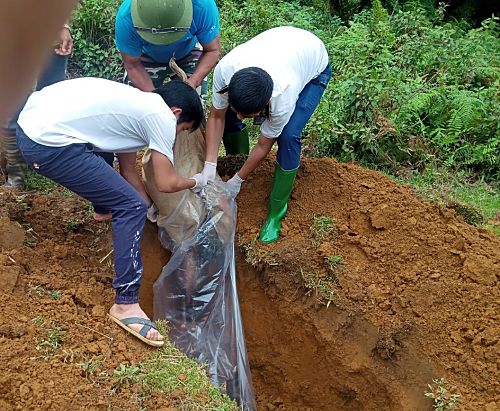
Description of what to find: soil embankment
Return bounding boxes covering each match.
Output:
[229,157,499,410]
[1,156,499,410]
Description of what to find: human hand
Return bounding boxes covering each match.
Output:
[190,172,208,193]
[201,161,217,182]
[146,203,158,223]
[55,25,73,56]
[226,173,244,198]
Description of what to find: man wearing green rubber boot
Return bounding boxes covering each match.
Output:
[203,26,331,244]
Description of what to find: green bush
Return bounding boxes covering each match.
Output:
[71,0,499,180]
[69,0,123,80]
[219,0,499,179]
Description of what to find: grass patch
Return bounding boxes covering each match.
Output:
[240,235,280,268]
[77,357,109,383]
[301,268,337,305]
[326,255,343,272]
[48,290,63,299]
[34,323,66,359]
[29,284,63,299]
[65,216,85,232]
[24,170,73,197]
[310,215,337,243]
[111,321,238,409]
[393,167,500,236]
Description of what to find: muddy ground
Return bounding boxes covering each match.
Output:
[1,156,499,410]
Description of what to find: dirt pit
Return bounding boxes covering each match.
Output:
[1,155,499,410]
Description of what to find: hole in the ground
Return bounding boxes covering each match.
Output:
[140,225,438,411]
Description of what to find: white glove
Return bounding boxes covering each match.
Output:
[190,172,208,193]
[146,203,158,223]
[201,161,217,182]
[226,173,244,198]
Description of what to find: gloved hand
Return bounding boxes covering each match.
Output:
[147,203,158,223]
[201,161,217,182]
[226,173,244,198]
[190,172,208,193]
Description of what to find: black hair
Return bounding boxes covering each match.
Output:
[227,67,273,116]
[153,80,203,130]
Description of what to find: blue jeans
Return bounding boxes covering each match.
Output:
[277,64,332,170]
[17,128,147,304]
[224,108,246,133]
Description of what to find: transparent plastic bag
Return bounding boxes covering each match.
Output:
[153,181,257,410]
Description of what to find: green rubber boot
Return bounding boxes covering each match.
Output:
[222,127,249,155]
[259,162,298,244]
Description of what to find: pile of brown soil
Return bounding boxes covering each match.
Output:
[231,157,499,410]
[1,155,498,411]
[0,190,207,410]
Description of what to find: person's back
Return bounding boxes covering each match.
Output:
[18,77,177,159]
[215,27,328,102]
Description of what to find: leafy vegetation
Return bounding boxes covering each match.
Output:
[424,378,461,410]
[219,0,499,182]
[70,0,499,183]
[326,255,343,272]
[301,268,338,304]
[110,321,238,409]
[24,170,73,197]
[310,214,337,242]
[69,0,122,80]
[34,323,66,359]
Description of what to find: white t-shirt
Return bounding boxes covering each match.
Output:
[212,26,329,138]
[18,77,176,163]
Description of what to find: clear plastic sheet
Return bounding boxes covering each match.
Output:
[153,182,256,410]
[142,128,256,409]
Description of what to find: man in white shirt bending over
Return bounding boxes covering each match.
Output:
[202,26,331,244]
[17,78,207,347]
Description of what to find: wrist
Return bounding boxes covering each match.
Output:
[63,23,71,33]
[234,172,246,182]
[188,74,202,88]
[233,173,244,183]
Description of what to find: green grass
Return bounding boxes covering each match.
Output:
[392,167,500,236]
[326,255,343,272]
[240,235,280,268]
[24,170,73,197]
[111,321,238,410]
[35,323,66,358]
[424,378,461,410]
[301,268,337,304]
[310,215,337,243]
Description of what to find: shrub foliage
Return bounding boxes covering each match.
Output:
[69,0,122,80]
[71,0,499,180]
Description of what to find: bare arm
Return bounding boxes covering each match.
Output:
[117,152,152,204]
[237,135,275,180]
[186,36,221,90]
[121,52,155,91]
[205,105,227,163]
[150,150,197,192]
